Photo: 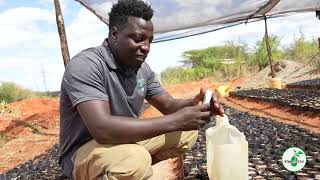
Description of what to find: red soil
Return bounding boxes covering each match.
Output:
[0,98,59,172]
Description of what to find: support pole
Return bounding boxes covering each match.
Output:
[317,12,320,51]
[264,16,275,78]
[54,0,70,68]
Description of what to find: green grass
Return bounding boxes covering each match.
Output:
[160,64,249,86]
[0,82,50,104]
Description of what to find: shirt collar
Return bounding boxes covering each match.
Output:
[101,38,119,70]
[101,38,140,76]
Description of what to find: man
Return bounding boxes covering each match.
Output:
[59,0,224,179]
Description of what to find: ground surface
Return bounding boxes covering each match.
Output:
[0,98,59,173]
[0,77,319,176]
[222,97,320,134]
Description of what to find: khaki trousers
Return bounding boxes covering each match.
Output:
[72,130,198,180]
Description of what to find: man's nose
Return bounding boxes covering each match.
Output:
[140,41,150,54]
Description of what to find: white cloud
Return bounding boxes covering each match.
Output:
[39,32,61,49]
[91,1,114,23]
[269,12,320,42]
[0,7,55,49]
[67,7,106,39]
[0,7,54,26]
[0,5,108,91]
[66,7,108,57]
[0,56,64,91]
[39,0,56,3]
[38,0,67,10]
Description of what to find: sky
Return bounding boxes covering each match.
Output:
[0,0,319,92]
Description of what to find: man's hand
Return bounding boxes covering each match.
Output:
[170,104,211,131]
[192,88,206,105]
[210,95,224,117]
[193,88,224,117]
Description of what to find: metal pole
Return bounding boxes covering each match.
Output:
[264,16,275,78]
[54,0,70,68]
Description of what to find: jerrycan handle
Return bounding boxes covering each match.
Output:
[215,115,229,127]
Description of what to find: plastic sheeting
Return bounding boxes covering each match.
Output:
[76,0,320,42]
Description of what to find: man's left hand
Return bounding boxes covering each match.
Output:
[192,88,224,117]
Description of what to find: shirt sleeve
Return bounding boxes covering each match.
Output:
[144,63,165,99]
[62,50,109,107]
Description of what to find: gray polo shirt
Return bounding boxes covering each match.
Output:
[59,39,165,177]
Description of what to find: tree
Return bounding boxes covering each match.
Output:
[252,35,282,70]
[181,41,249,68]
[180,41,251,80]
[181,47,223,72]
[283,31,319,64]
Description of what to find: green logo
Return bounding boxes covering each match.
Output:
[136,77,145,96]
[282,147,306,172]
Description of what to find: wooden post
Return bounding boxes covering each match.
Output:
[54,0,70,68]
[264,16,275,78]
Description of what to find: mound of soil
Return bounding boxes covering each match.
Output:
[242,60,320,89]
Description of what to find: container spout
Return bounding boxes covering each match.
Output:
[216,115,230,127]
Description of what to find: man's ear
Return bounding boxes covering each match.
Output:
[110,27,119,41]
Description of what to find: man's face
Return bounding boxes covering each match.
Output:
[112,16,154,70]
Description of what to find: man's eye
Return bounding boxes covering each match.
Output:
[134,38,143,43]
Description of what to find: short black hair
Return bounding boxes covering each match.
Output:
[108,0,154,30]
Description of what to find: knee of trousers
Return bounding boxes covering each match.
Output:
[179,130,199,152]
[73,144,152,180]
[120,144,152,177]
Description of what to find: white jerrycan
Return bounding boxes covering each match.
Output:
[206,115,248,180]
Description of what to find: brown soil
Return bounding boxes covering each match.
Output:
[0,77,318,173]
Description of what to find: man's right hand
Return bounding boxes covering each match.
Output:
[170,104,211,131]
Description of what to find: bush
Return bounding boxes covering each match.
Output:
[161,67,190,85]
[283,33,319,64]
[0,82,38,103]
